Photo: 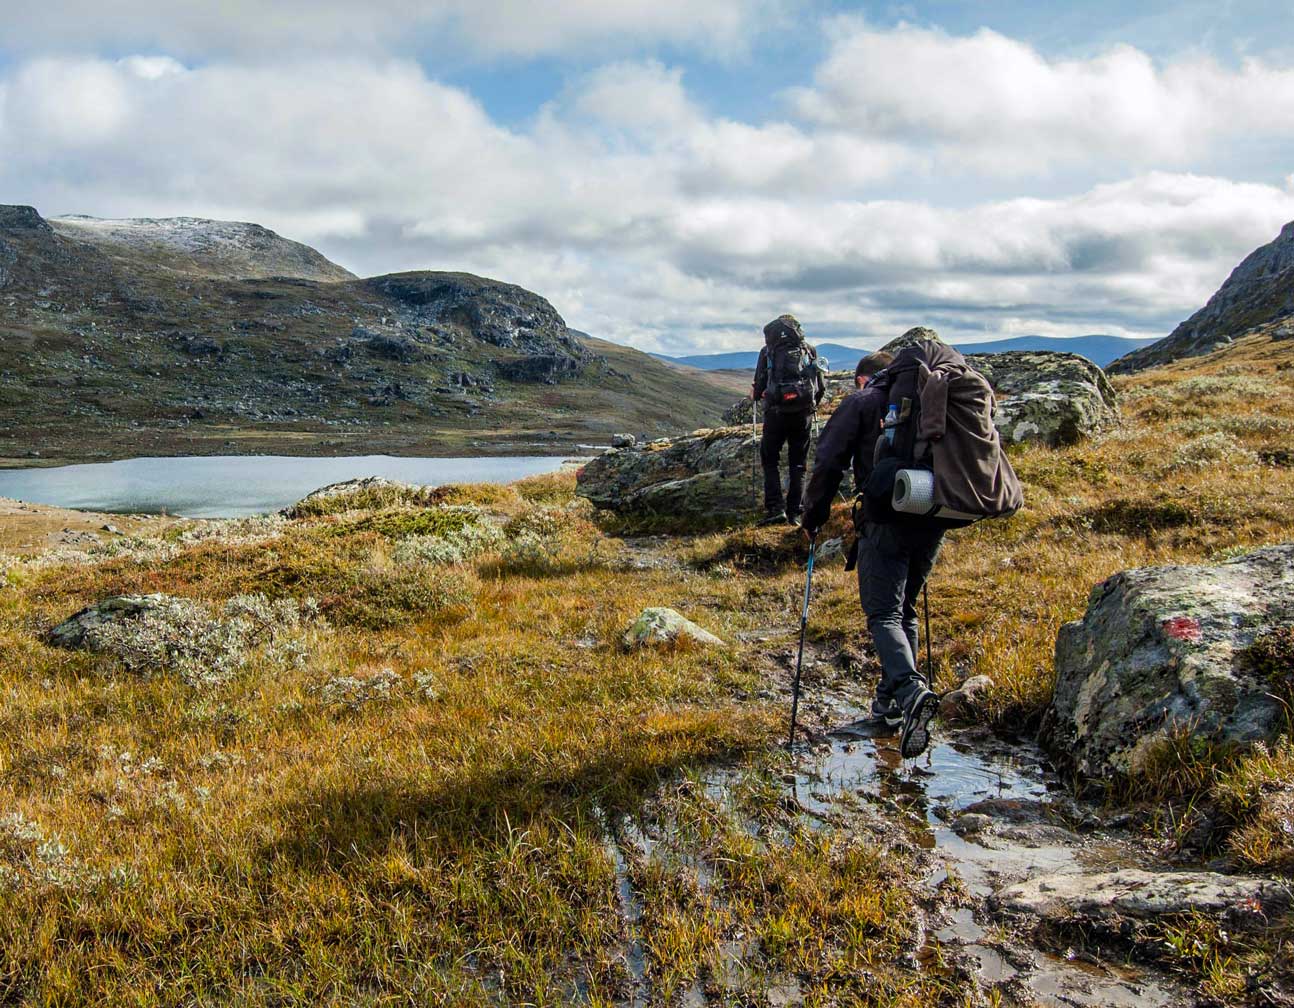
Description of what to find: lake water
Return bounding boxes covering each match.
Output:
[0,455,579,519]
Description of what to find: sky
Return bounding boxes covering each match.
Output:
[1,1,1293,355]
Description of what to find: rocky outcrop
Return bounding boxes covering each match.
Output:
[879,326,943,354]
[577,428,762,530]
[1109,221,1294,373]
[966,351,1118,447]
[50,214,357,283]
[1041,546,1294,781]
[623,607,725,649]
[368,271,589,366]
[48,594,173,649]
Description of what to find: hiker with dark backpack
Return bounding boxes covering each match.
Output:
[800,336,1023,759]
[752,314,826,526]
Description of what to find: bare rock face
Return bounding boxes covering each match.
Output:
[368,271,590,365]
[1109,221,1294,373]
[1041,546,1294,782]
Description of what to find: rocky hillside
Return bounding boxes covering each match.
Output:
[0,205,733,464]
[50,215,358,283]
[1109,220,1294,373]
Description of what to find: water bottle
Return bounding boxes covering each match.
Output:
[884,404,898,445]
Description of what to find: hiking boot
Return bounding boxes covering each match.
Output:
[757,511,788,527]
[871,694,902,729]
[899,687,938,759]
[786,512,802,527]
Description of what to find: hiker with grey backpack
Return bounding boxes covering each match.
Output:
[799,337,1023,759]
[751,314,827,526]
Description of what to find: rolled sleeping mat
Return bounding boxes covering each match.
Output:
[893,468,983,523]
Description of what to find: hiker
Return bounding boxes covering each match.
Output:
[850,351,893,494]
[800,338,1022,759]
[751,314,826,526]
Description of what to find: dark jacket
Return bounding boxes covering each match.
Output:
[801,383,886,532]
[753,339,826,411]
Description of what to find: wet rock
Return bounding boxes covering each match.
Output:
[577,427,762,530]
[995,868,1289,927]
[939,674,994,722]
[622,607,725,649]
[952,812,995,837]
[48,594,173,649]
[1042,545,1294,782]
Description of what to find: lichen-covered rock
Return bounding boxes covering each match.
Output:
[47,594,174,649]
[578,427,763,530]
[966,351,1118,447]
[623,607,725,649]
[879,326,944,354]
[1041,545,1294,782]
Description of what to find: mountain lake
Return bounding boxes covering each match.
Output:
[0,455,581,519]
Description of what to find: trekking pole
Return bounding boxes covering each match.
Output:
[923,583,933,689]
[787,536,817,750]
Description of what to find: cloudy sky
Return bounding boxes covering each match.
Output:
[2,1,1293,354]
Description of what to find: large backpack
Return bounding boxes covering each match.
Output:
[766,337,818,414]
[862,342,1023,529]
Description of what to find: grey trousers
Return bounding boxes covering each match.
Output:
[857,521,944,707]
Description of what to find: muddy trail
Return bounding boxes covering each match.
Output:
[784,646,1190,1007]
[603,630,1203,1007]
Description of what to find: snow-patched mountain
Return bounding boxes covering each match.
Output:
[50,215,356,283]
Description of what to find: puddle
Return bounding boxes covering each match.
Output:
[772,709,1187,1007]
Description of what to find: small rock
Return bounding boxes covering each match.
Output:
[939,674,994,722]
[622,607,726,649]
[48,594,173,649]
[101,524,121,534]
[610,433,637,449]
[815,537,847,565]
[951,812,995,838]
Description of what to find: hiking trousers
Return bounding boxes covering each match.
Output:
[857,521,944,708]
[760,409,812,517]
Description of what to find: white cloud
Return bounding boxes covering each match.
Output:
[791,18,1294,175]
[2,49,1293,355]
[0,0,782,59]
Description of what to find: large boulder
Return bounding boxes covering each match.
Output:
[1041,545,1294,781]
[965,350,1118,447]
[577,427,762,530]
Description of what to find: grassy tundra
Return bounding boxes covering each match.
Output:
[1,332,1292,1005]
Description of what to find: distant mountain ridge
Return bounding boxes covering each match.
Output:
[660,334,1157,371]
[1108,221,1294,374]
[0,205,733,464]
